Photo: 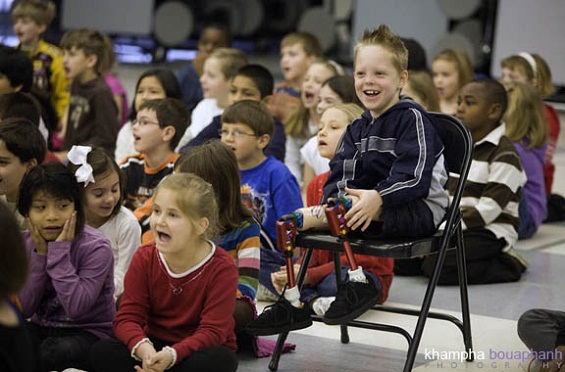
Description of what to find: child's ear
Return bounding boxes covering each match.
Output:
[37,23,46,35]
[25,158,38,170]
[85,54,98,70]
[197,217,209,236]
[257,134,271,150]
[162,126,176,142]
[487,103,502,122]
[261,95,273,106]
[398,70,408,90]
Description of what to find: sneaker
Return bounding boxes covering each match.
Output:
[322,277,380,325]
[246,297,312,336]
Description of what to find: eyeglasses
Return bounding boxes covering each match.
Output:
[218,129,257,139]
[132,118,160,127]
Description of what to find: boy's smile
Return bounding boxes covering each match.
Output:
[354,45,406,118]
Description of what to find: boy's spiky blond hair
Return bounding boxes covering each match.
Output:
[354,24,408,74]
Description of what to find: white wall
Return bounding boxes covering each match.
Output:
[352,0,447,69]
[491,0,565,85]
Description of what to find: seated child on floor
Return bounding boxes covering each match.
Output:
[219,100,303,300]
[17,162,115,371]
[247,24,449,333]
[0,202,37,372]
[120,97,188,212]
[67,145,141,301]
[88,173,238,372]
[175,141,260,342]
[503,83,547,239]
[421,79,528,284]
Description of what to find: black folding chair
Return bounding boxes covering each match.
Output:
[267,112,474,372]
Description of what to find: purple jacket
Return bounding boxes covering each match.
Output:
[514,140,548,229]
[19,226,115,339]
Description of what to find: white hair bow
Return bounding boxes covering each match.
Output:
[68,145,95,187]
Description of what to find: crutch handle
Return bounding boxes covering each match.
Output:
[325,198,351,238]
[276,214,298,253]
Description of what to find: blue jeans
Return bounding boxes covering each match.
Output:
[518,196,537,240]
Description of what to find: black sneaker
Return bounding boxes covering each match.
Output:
[245,297,312,336]
[322,277,380,325]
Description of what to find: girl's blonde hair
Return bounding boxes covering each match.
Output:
[501,54,535,84]
[155,173,219,241]
[405,70,440,112]
[284,58,341,137]
[326,103,364,123]
[433,49,474,89]
[503,82,547,149]
[532,54,556,97]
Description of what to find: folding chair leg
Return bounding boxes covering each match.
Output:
[455,226,474,358]
[403,237,453,372]
[268,331,289,372]
[332,251,350,344]
[267,248,314,371]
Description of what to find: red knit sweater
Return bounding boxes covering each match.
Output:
[114,242,238,363]
[302,172,394,303]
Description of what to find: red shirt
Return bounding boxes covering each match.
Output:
[114,242,238,363]
[543,103,561,194]
[302,172,394,303]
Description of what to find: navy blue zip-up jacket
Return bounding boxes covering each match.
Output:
[323,98,448,226]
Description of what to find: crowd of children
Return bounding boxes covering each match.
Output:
[0,0,563,371]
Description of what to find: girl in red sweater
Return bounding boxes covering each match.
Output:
[89,173,239,372]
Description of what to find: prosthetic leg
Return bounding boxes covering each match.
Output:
[245,211,315,336]
[321,197,381,325]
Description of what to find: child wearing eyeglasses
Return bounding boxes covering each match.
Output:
[220,100,303,299]
[120,98,188,211]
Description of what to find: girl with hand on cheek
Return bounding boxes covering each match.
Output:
[17,162,115,372]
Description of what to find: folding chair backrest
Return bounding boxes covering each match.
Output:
[429,112,473,233]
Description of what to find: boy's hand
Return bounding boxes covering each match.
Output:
[27,218,47,255]
[343,188,382,231]
[56,212,76,243]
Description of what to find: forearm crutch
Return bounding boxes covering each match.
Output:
[276,214,299,288]
[325,198,359,270]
